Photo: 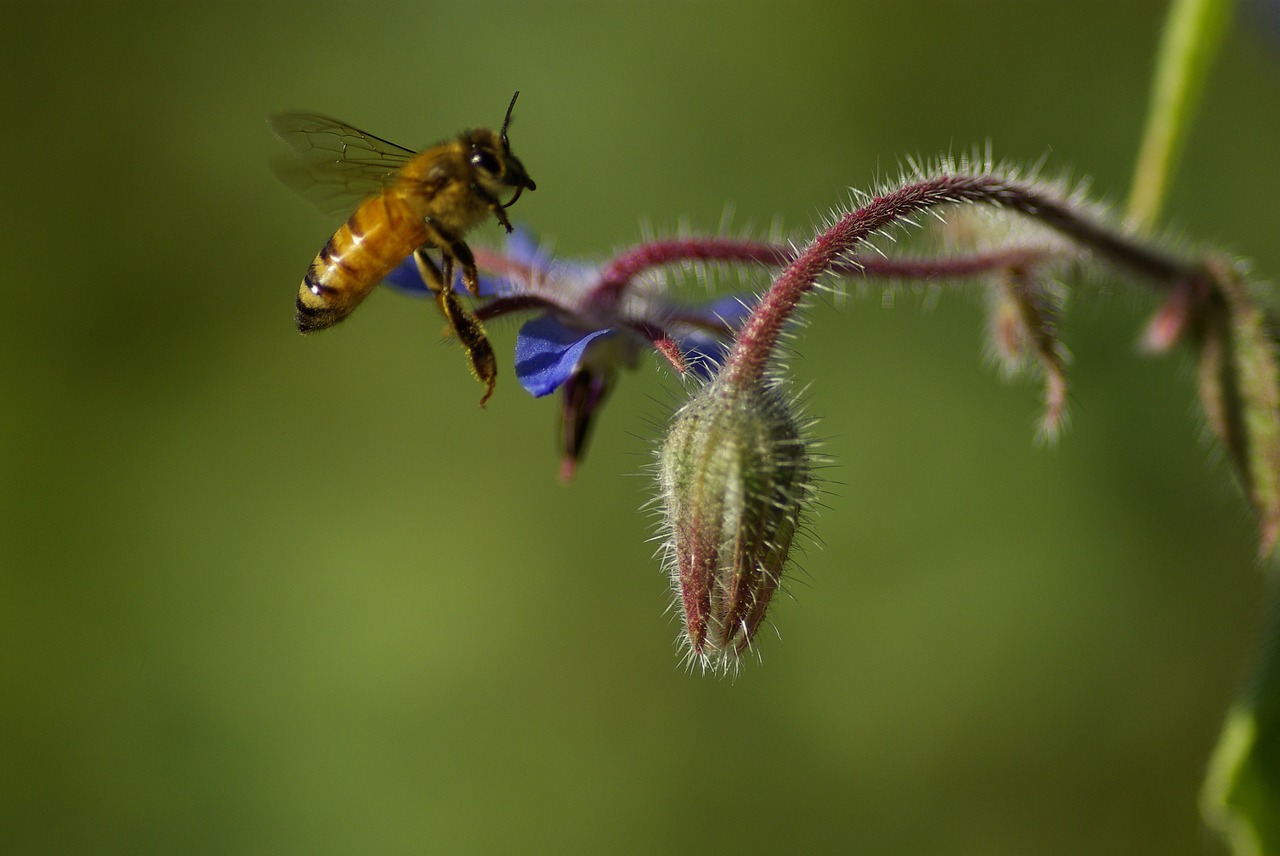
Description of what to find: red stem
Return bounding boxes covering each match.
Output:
[592,237,1061,304]
[597,238,790,294]
[721,173,1196,388]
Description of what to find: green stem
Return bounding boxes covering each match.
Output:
[1202,599,1280,855]
[1126,0,1234,231]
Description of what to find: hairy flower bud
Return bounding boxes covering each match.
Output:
[657,375,813,673]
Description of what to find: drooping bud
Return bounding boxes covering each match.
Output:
[985,268,1069,441]
[1192,258,1280,557]
[557,366,613,483]
[657,374,813,673]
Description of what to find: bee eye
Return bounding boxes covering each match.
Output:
[470,148,501,176]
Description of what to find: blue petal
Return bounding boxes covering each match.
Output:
[381,256,433,297]
[380,255,501,298]
[680,295,755,379]
[515,314,617,397]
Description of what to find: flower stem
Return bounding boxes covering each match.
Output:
[721,172,1200,389]
[598,238,790,293]
[601,236,1060,289]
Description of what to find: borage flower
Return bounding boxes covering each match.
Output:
[384,229,756,482]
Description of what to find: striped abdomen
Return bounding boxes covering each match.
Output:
[295,194,429,333]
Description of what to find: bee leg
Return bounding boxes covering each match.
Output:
[412,248,446,294]
[448,241,481,297]
[423,218,481,297]
[471,183,514,233]
[417,241,496,406]
[436,287,497,407]
[416,246,459,332]
[440,255,456,297]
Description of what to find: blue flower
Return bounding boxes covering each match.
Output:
[380,257,501,299]
[383,229,756,479]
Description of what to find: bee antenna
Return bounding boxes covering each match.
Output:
[501,90,520,146]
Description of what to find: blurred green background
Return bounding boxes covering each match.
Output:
[3,1,1279,853]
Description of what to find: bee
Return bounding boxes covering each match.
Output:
[269,92,537,404]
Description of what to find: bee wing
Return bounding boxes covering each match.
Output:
[268,112,418,217]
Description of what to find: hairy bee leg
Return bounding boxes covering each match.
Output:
[416,245,493,403]
[448,241,481,297]
[418,222,493,404]
[471,183,514,233]
[422,218,481,297]
[436,288,497,407]
[492,205,514,233]
[412,248,446,294]
[441,255,457,298]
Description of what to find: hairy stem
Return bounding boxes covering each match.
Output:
[597,238,790,294]
[593,237,1061,300]
[722,172,1200,388]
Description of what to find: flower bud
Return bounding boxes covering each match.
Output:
[657,376,813,673]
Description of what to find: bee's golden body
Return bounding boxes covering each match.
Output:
[297,193,428,331]
[271,95,535,402]
[295,133,521,332]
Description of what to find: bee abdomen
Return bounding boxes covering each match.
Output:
[294,197,428,334]
[295,275,339,334]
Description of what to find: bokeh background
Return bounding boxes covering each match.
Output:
[3,1,1279,853]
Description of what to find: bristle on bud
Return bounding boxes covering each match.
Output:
[657,374,814,674]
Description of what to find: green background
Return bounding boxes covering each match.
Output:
[3,1,1279,853]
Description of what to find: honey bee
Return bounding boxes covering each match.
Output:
[270,92,536,404]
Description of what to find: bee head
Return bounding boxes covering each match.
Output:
[467,92,536,209]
